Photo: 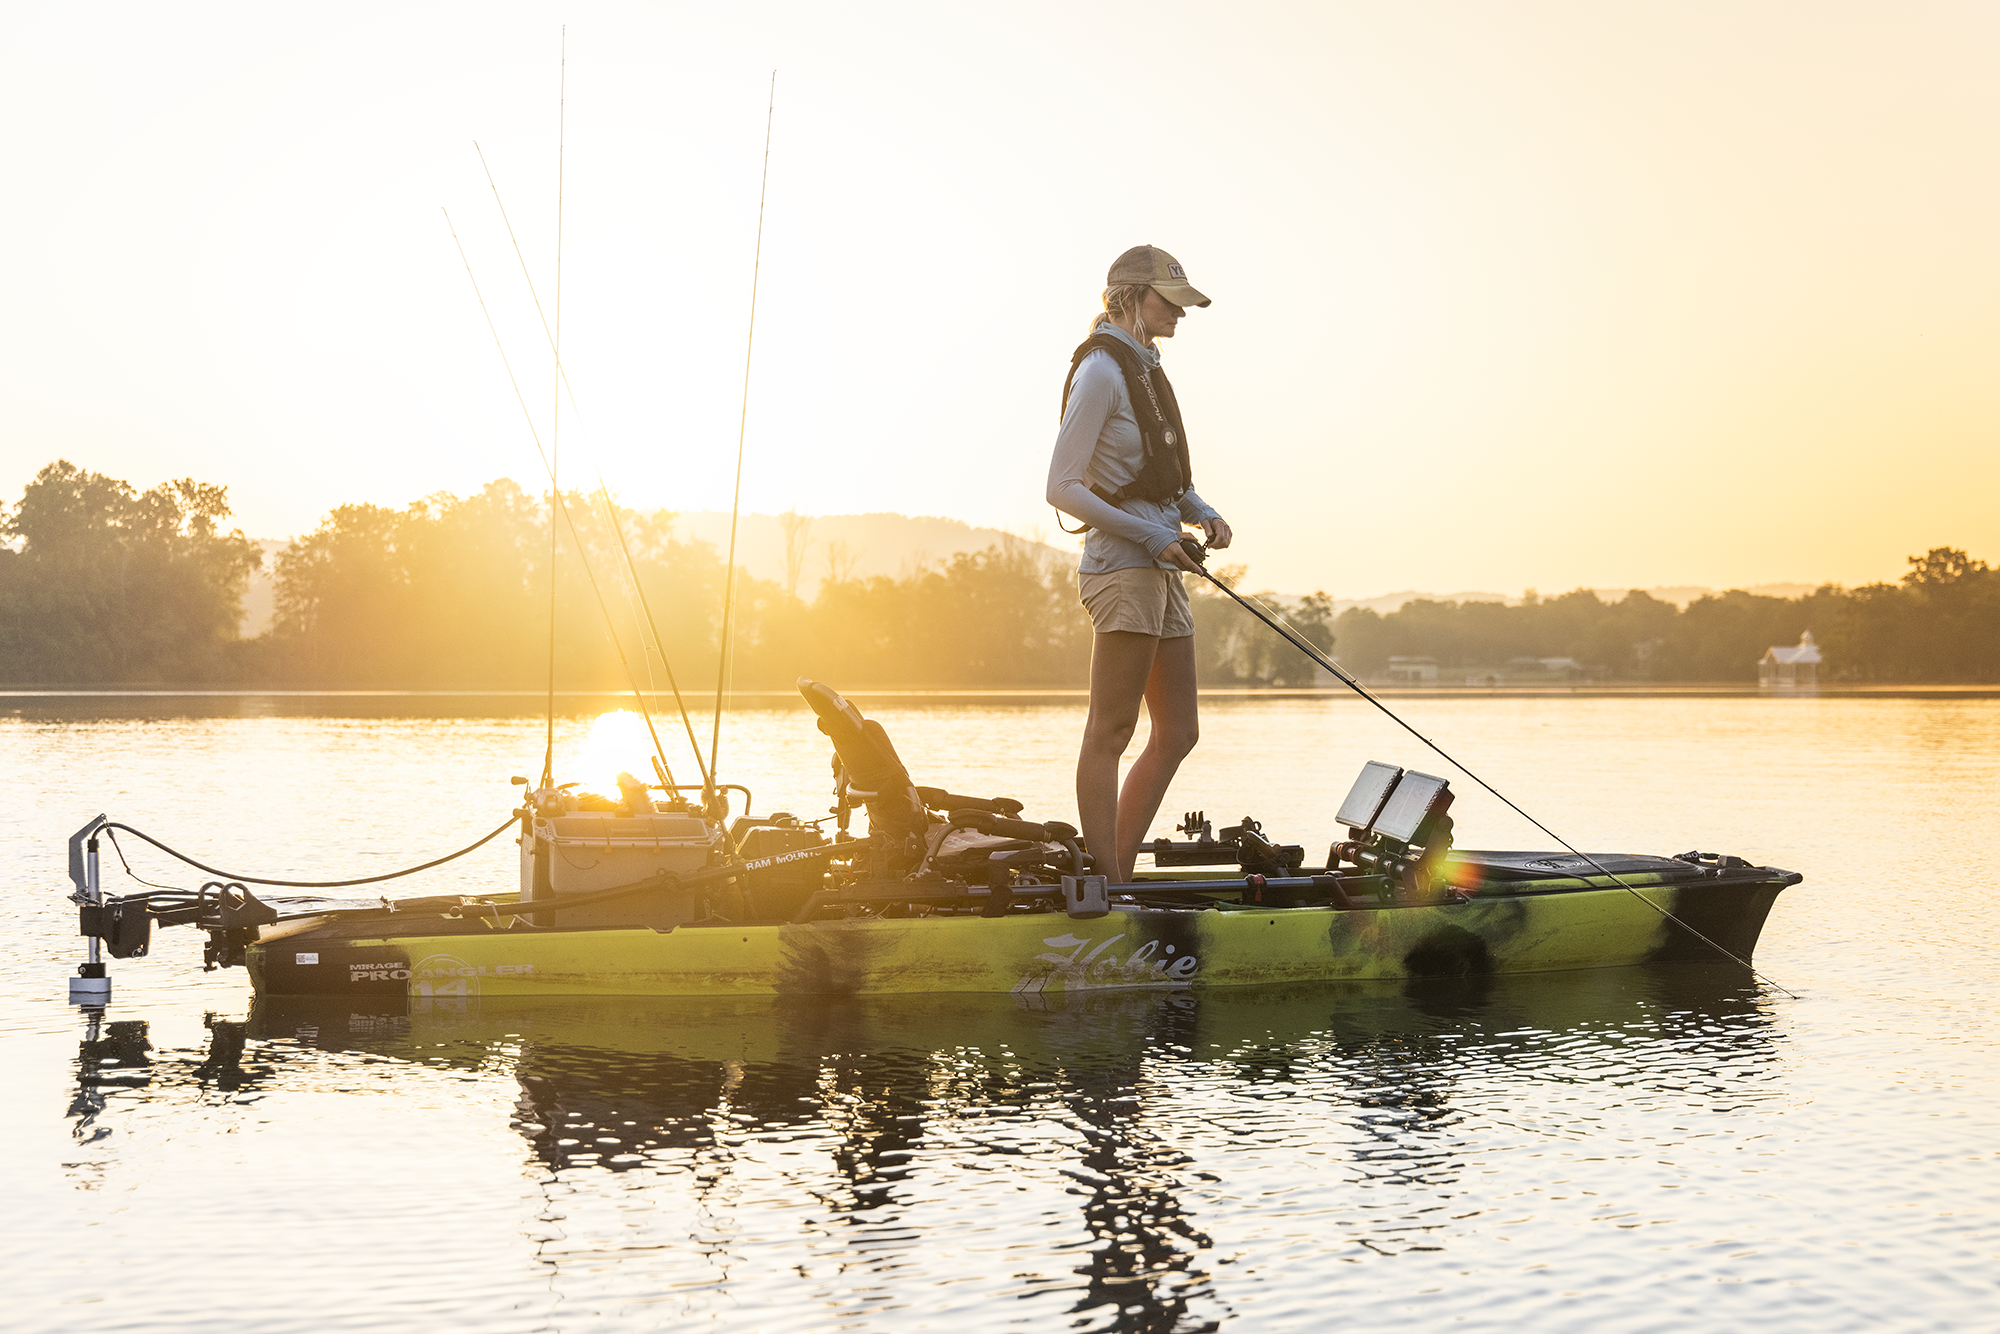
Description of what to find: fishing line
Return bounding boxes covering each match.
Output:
[709,70,777,795]
[443,209,680,789]
[544,28,569,788]
[1187,555,1796,998]
[474,140,582,420]
[599,484,714,790]
[470,141,711,788]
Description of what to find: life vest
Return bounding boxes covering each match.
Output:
[1059,332,1193,519]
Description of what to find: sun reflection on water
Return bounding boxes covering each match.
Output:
[555,709,659,797]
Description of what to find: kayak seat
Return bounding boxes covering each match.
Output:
[798,678,931,839]
[798,678,1078,878]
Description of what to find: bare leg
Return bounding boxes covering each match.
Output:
[1078,631,1162,882]
[1114,634,1200,881]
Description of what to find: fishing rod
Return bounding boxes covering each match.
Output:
[474,140,582,421]
[469,140,713,794]
[442,208,684,794]
[1177,539,1795,998]
[597,483,712,792]
[708,70,778,805]
[541,29,568,787]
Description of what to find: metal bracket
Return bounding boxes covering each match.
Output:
[68,814,108,903]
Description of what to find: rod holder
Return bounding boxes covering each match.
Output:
[1062,874,1109,919]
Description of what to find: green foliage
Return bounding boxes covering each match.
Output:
[1324,588,1683,680]
[0,460,260,683]
[1821,548,2000,682]
[3,462,1995,687]
[788,541,1091,687]
[1189,569,1334,685]
[1301,555,1998,684]
[261,480,548,685]
[254,481,1085,690]
[1648,589,1812,681]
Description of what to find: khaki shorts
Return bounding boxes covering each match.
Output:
[1078,566,1195,639]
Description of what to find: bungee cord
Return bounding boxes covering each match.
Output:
[102,828,194,893]
[1187,554,1796,998]
[96,816,518,891]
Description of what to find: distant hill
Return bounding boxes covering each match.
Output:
[1329,589,1511,614]
[1628,583,1818,607]
[670,511,1075,594]
[1329,584,1819,614]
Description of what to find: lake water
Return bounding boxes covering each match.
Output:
[4,691,1997,1331]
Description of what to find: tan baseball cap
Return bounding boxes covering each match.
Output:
[1107,244,1211,308]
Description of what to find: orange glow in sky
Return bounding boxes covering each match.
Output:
[3,2,1995,597]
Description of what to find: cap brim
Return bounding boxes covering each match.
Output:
[1151,282,1210,309]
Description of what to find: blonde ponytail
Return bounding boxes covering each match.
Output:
[1092,283,1154,344]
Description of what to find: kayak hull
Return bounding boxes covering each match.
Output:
[246,873,1791,999]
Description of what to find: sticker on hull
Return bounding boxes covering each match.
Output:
[1014,931,1200,996]
[411,952,536,997]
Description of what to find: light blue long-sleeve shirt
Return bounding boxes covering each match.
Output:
[1045,323,1222,574]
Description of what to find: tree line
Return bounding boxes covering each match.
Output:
[3,460,1995,688]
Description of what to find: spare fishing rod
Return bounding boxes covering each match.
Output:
[541,31,569,788]
[469,138,714,796]
[1175,538,1795,998]
[444,209,685,797]
[597,486,714,794]
[708,70,779,807]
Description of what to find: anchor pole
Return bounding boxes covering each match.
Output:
[69,833,110,1005]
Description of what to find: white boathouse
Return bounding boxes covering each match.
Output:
[1759,631,1821,687]
[1387,656,1439,684]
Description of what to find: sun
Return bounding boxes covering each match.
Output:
[559,709,658,798]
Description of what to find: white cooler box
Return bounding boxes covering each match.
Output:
[540,813,725,894]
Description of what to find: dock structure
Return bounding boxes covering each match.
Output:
[1759,631,1821,688]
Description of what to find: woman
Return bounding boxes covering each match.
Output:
[1046,244,1233,884]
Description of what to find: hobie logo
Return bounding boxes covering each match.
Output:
[1022,932,1199,993]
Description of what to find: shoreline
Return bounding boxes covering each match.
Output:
[5,684,1999,702]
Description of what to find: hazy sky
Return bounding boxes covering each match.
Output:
[4,2,1995,597]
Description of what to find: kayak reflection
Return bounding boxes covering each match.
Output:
[64,969,1778,1331]
[67,1010,275,1145]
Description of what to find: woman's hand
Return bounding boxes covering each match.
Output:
[1201,516,1233,550]
[1160,539,1204,573]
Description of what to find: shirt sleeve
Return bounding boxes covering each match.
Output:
[1045,354,1185,557]
[1176,488,1221,525]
